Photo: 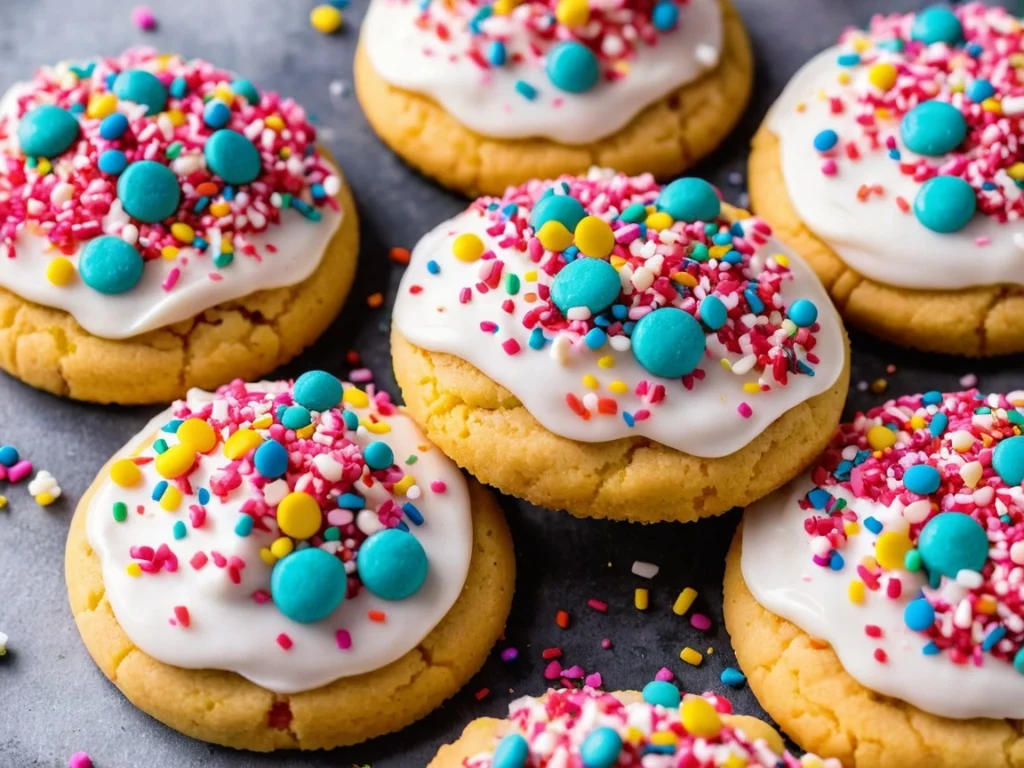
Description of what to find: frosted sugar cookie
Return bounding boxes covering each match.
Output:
[429,684,841,767]
[356,0,752,196]
[392,169,850,522]
[0,49,358,403]
[726,389,1024,767]
[750,4,1024,355]
[66,372,514,750]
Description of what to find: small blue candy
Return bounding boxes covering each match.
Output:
[205,129,263,185]
[994,435,1024,486]
[281,405,312,429]
[698,295,728,330]
[293,370,343,412]
[904,598,935,632]
[271,548,347,623]
[364,440,395,471]
[787,298,818,328]
[550,258,621,316]
[79,236,144,295]
[117,160,181,223]
[656,178,721,223]
[631,307,706,379]
[254,439,289,479]
[579,727,622,768]
[720,667,746,688]
[488,41,507,67]
[0,446,19,467]
[337,492,365,510]
[230,78,260,105]
[98,149,128,175]
[901,101,966,156]
[112,69,168,115]
[651,1,679,31]
[918,512,988,579]
[813,129,839,152]
[99,112,130,141]
[529,193,586,231]
[492,734,529,768]
[642,680,681,708]
[922,390,943,405]
[911,6,964,45]
[357,528,429,600]
[17,105,80,158]
[966,79,995,103]
[235,515,254,537]
[545,41,600,94]
[913,175,976,233]
[203,99,232,129]
[903,464,941,495]
[169,76,188,99]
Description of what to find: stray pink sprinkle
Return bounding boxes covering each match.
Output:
[335,629,352,650]
[349,368,374,383]
[690,613,711,631]
[584,672,602,688]
[737,402,753,419]
[68,753,92,768]
[131,5,157,30]
[601,638,612,650]
[8,460,32,484]
[654,666,674,682]
[276,633,293,650]
[543,660,563,680]
[189,551,208,570]
[960,373,978,388]
[561,664,585,679]
[587,598,608,613]
[430,480,447,493]
[501,338,521,355]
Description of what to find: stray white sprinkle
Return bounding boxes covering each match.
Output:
[631,561,659,579]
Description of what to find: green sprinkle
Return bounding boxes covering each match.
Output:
[689,243,709,262]
[173,520,187,540]
[506,274,520,295]
[905,549,922,572]
[405,455,419,465]
[213,251,234,269]
[113,502,128,522]
[153,438,169,454]
[324,527,341,541]
[280,193,293,209]
[166,141,183,160]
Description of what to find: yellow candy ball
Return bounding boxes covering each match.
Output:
[343,387,370,408]
[1008,162,1024,181]
[680,695,722,739]
[271,536,295,559]
[645,211,674,231]
[224,429,263,460]
[177,418,216,453]
[555,0,590,27]
[310,5,344,34]
[537,220,574,252]
[875,531,913,570]
[574,216,615,258]
[155,444,197,479]
[46,256,76,286]
[110,458,142,488]
[866,425,897,451]
[277,492,322,539]
[867,62,898,91]
[452,232,485,263]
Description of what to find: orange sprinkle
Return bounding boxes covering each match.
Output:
[367,292,384,308]
[523,292,537,303]
[474,688,490,700]
[565,393,591,421]
[856,184,871,201]
[597,397,618,415]
[809,638,831,650]
[896,196,911,213]
[368,610,386,622]
[389,247,411,264]
[556,610,570,629]
[195,181,219,197]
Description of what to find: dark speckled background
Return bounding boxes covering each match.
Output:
[0,1,1018,766]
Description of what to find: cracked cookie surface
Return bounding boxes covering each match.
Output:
[749,128,1024,357]
[723,530,1024,768]
[0,176,359,405]
[353,0,752,198]
[391,328,851,523]
[66,451,515,751]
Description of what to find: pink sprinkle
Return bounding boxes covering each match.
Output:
[601,638,612,650]
[654,666,674,682]
[131,5,157,29]
[543,660,563,680]
[68,753,92,768]
[561,664,584,679]
[430,480,447,493]
[162,267,180,291]
[189,551,208,570]
[690,613,712,631]
[584,672,603,688]
[821,159,838,176]
[276,633,293,650]
[349,368,373,383]
[737,402,753,419]
[173,605,190,628]
[252,589,271,604]
[587,598,608,613]
[501,338,521,355]
[335,629,352,650]
[8,460,32,483]
[865,624,883,638]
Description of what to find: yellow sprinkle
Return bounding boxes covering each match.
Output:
[597,355,615,370]
[609,255,626,269]
[909,415,926,430]
[210,201,231,218]
[708,245,732,259]
[867,62,898,91]
[724,756,748,768]
[650,732,678,747]
[452,232,485,262]
[645,211,674,231]
[851,36,870,53]
[270,537,295,559]
[582,374,599,390]
[220,237,235,254]
[866,424,896,450]
[575,216,615,258]
[0,496,7,509]
[977,595,997,615]
[310,4,344,32]
[161,246,180,261]
[612,61,630,76]
[982,98,1002,114]
[875,531,913,570]
[394,474,416,495]
[279,147,292,159]
[1008,163,1024,181]
[259,548,278,567]
[343,387,370,408]
[801,758,825,768]
[224,428,263,460]
[537,220,574,252]
[844,521,860,536]
[720,359,733,371]
[848,579,866,604]
[165,109,186,127]
[773,253,790,268]
[171,222,195,244]
[861,555,879,570]
[492,0,520,14]
[837,71,852,85]
[111,459,142,488]
[634,588,649,611]
[160,486,183,512]
[213,85,235,105]
[742,382,761,394]
[295,424,316,440]
[35,492,57,507]
[679,647,703,666]
[361,420,392,435]
[252,415,273,429]
[155,445,196,480]
[46,256,76,286]
[554,0,589,27]
[624,727,645,744]
[671,272,698,288]
[265,114,285,132]
[87,93,118,119]
[609,380,628,394]
[177,418,216,453]
[523,270,538,282]
[36,158,52,176]
[673,587,698,616]
[126,563,143,578]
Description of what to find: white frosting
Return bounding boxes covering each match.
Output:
[362,0,723,144]
[85,385,473,695]
[393,208,845,458]
[0,83,343,340]
[742,478,1024,720]
[768,48,1022,291]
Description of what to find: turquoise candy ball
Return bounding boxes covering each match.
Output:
[98,149,128,175]
[698,295,728,331]
[913,175,976,233]
[787,298,818,328]
[651,1,679,31]
[205,129,263,185]
[993,435,1024,486]
[254,439,289,479]
[642,680,681,708]
[79,236,145,295]
[112,69,168,115]
[203,99,232,129]
[918,512,988,580]
[17,105,80,158]
[271,548,347,624]
[631,307,706,379]
[231,78,261,105]
[579,726,622,768]
[293,370,343,412]
[911,6,964,45]
[546,41,600,94]
[901,101,967,156]
[530,193,587,232]
[904,597,936,632]
[966,79,995,103]
[492,734,529,768]
[281,405,311,429]
[364,440,395,471]
[550,258,621,315]
[357,528,429,600]
[656,178,721,223]
[117,160,181,223]
[903,464,941,495]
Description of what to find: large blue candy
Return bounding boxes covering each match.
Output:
[357,529,428,600]
[117,160,181,222]
[205,129,263,185]
[642,680,681,708]
[79,236,145,295]
[546,41,600,93]
[18,105,80,158]
[271,548,347,623]
[911,6,964,45]
[993,435,1024,486]
[917,512,988,580]
[913,176,976,233]
[293,370,343,412]
[112,69,168,115]
[901,101,967,156]
[550,258,621,315]
[656,178,721,223]
[631,308,706,378]
[579,727,622,768]
[530,193,586,232]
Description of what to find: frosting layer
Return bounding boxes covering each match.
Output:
[768,4,1023,291]
[86,378,472,695]
[0,50,343,339]
[394,169,845,458]
[362,0,722,144]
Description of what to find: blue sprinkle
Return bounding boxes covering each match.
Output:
[813,129,838,152]
[235,514,254,537]
[712,231,733,246]
[622,320,635,336]
[528,327,546,350]
[469,5,492,32]
[922,390,943,405]
[965,42,984,58]
[611,304,627,320]
[720,667,746,687]
[337,492,365,510]
[173,521,187,540]
[169,76,188,99]
[427,260,440,275]
[888,148,902,160]
[834,460,853,481]
[623,412,635,428]
[342,410,359,430]
[514,80,538,100]
[594,314,612,328]
[152,481,168,502]
[982,625,1007,652]
[162,419,183,433]
[396,520,410,532]
[864,516,883,534]
[488,41,507,66]
[722,250,742,265]
[193,237,208,252]
[152,439,169,455]
[584,327,607,350]
[223,186,235,201]
[198,488,211,505]
[501,203,518,217]
[402,502,424,525]
[730,221,744,236]
[193,196,211,214]
[930,413,949,437]
[837,53,861,66]
[744,286,764,314]
[922,641,941,656]
[311,183,326,200]
[829,551,844,571]
[807,487,831,509]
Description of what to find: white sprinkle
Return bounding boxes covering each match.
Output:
[631,561,659,579]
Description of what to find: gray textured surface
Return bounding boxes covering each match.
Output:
[0,1,1017,766]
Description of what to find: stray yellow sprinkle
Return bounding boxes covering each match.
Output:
[634,588,649,611]
[673,587,698,616]
[597,355,615,369]
[126,563,143,578]
[609,380,628,394]
[582,374,599,390]
[679,647,703,666]
[848,579,866,604]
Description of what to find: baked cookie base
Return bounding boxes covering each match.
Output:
[427,691,786,767]
[354,0,753,197]
[723,528,1024,768]
[0,170,360,405]
[66,461,515,752]
[391,326,850,524]
[749,127,1024,357]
